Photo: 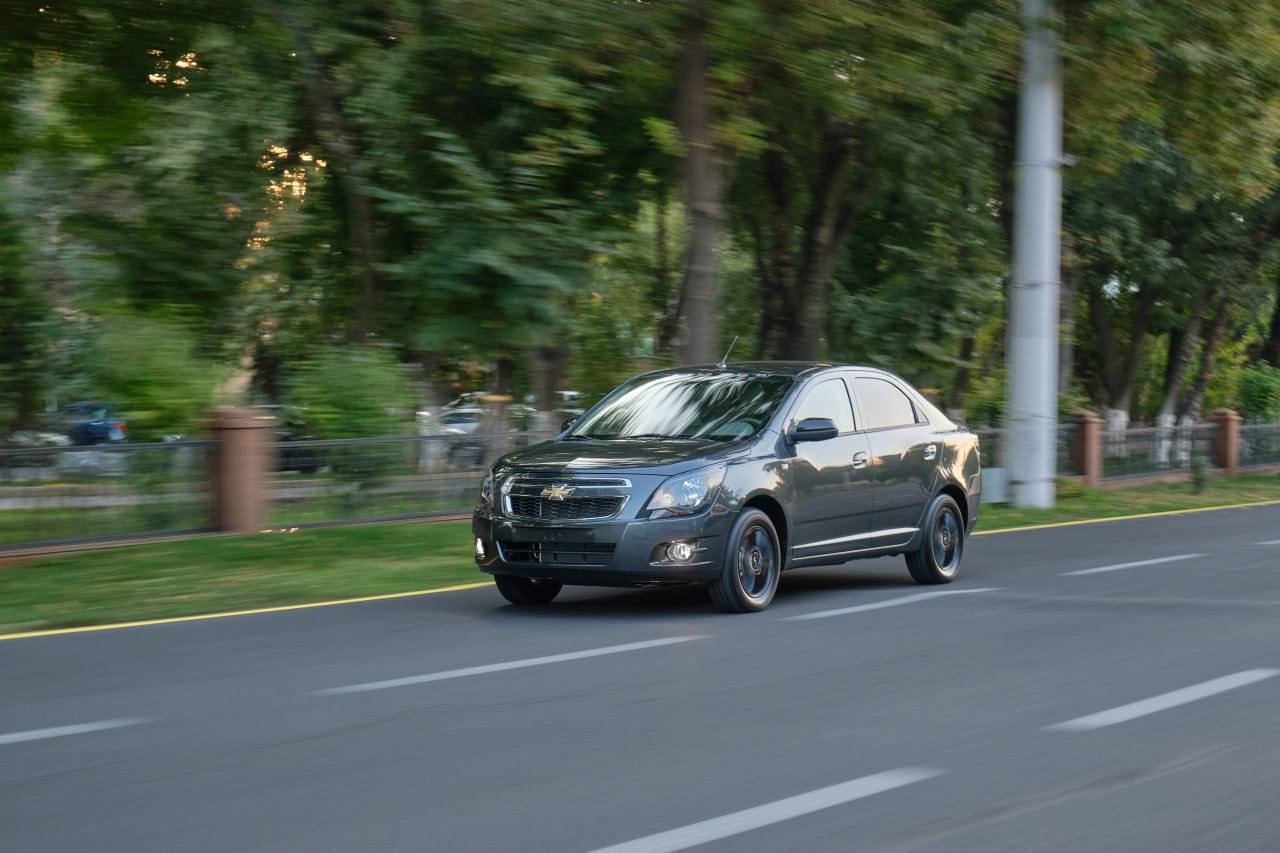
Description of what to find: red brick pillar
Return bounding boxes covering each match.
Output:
[1072,410,1102,488]
[1211,409,1241,476]
[209,407,276,534]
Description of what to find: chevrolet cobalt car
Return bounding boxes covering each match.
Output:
[473,363,980,612]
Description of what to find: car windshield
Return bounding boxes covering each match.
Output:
[568,372,794,441]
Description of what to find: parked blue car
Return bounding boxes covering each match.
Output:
[60,402,128,446]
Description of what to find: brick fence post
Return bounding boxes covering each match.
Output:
[1211,408,1241,475]
[1071,410,1102,488]
[209,407,276,534]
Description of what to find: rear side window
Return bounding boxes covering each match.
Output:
[854,377,918,430]
[793,378,856,433]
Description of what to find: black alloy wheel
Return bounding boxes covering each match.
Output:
[906,493,964,585]
[709,508,782,612]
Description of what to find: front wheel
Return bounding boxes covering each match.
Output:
[906,494,964,585]
[494,574,563,605]
[708,509,782,613]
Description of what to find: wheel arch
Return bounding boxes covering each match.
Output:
[740,492,789,561]
[935,481,969,530]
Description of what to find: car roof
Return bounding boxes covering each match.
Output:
[644,361,897,380]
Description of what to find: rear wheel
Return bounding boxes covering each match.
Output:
[494,574,563,605]
[709,509,782,613]
[906,494,964,585]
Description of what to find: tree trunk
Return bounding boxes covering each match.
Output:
[1180,299,1230,423]
[949,336,976,413]
[270,4,379,342]
[1264,270,1280,368]
[1155,310,1203,465]
[781,121,863,360]
[1088,279,1156,414]
[675,5,724,365]
[531,345,569,431]
[749,148,796,359]
[1058,262,1079,395]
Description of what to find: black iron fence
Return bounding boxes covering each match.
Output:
[1099,423,1218,480]
[2,418,1274,552]
[972,423,1077,473]
[0,440,215,548]
[267,431,557,527]
[1240,422,1280,469]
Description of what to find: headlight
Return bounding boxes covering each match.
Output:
[645,465,726,517]
[478,470,496,508]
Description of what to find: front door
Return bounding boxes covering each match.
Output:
[787,377,875,565]
[852,375,936,547]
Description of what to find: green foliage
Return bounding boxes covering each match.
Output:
[1191,454,1209,494]
[5,0,1280,433]
[82,314,221,441]
[0,190,46,430]
[289,346,412,497]
[289,346,411,439]
[1238,363,1280,422]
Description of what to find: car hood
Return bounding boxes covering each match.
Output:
[498,436,752,477]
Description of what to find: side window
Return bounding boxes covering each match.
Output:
[793,379,856,433]
[854,377,917,431]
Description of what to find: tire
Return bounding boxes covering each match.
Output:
[709,509,782,613]
[494,574,563,605]
[906,493,964,585]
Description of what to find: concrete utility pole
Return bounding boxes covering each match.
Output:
[1007,0,1062,508]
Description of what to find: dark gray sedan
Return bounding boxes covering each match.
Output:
[472,362,981,612]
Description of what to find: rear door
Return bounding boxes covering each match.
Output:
[786,377,875,565]
[851,375,936,547]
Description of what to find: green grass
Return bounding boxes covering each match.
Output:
[2,471,1278,636]
[980,472,1280,529]
[0,522,478,635]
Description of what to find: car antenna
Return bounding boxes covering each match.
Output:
[716,336,739,370]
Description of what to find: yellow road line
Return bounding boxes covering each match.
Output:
[974,498,1280,536]
[4,497,1279,642]
[0,581,494,642]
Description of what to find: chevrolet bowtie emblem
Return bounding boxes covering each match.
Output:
[541,484,575,501]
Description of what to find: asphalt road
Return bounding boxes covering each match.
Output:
[4,505,1280,852]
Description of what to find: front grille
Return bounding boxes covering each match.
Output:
[498,540,616,567]
[507,495,624,521]
[501,474,630,521]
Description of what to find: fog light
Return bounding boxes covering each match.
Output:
[666,541,695,562]
[474,537,487,560]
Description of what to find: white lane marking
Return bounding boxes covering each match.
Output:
[1060,553,1207,577]
[587,767,943,853]
[0,717,152,747]
[313,635,708,695]
[1047,669,1280,733]
[784,588,1001,622]
[1257,540,1280,546]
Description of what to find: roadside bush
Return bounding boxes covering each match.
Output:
[289,346,411,439]
[289,347,412,506]
[1238,364,1280,422]
[85,314,222,441]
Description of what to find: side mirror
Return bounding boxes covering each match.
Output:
[791,417,839,443]
[561,417,578,432]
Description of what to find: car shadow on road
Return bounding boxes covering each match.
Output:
[486,559,918,620]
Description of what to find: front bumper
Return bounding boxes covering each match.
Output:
[473,507,734,586]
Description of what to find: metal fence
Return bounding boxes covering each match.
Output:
[1100,423,1217,480]
[1240,422,1280,469]
[973,423,1077,474]
[2,418,1271,551]
[0,440,215,549]
[267,431,558,527]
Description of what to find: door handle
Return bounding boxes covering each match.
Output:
[852,451,869,469]
[923,444,937,461]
